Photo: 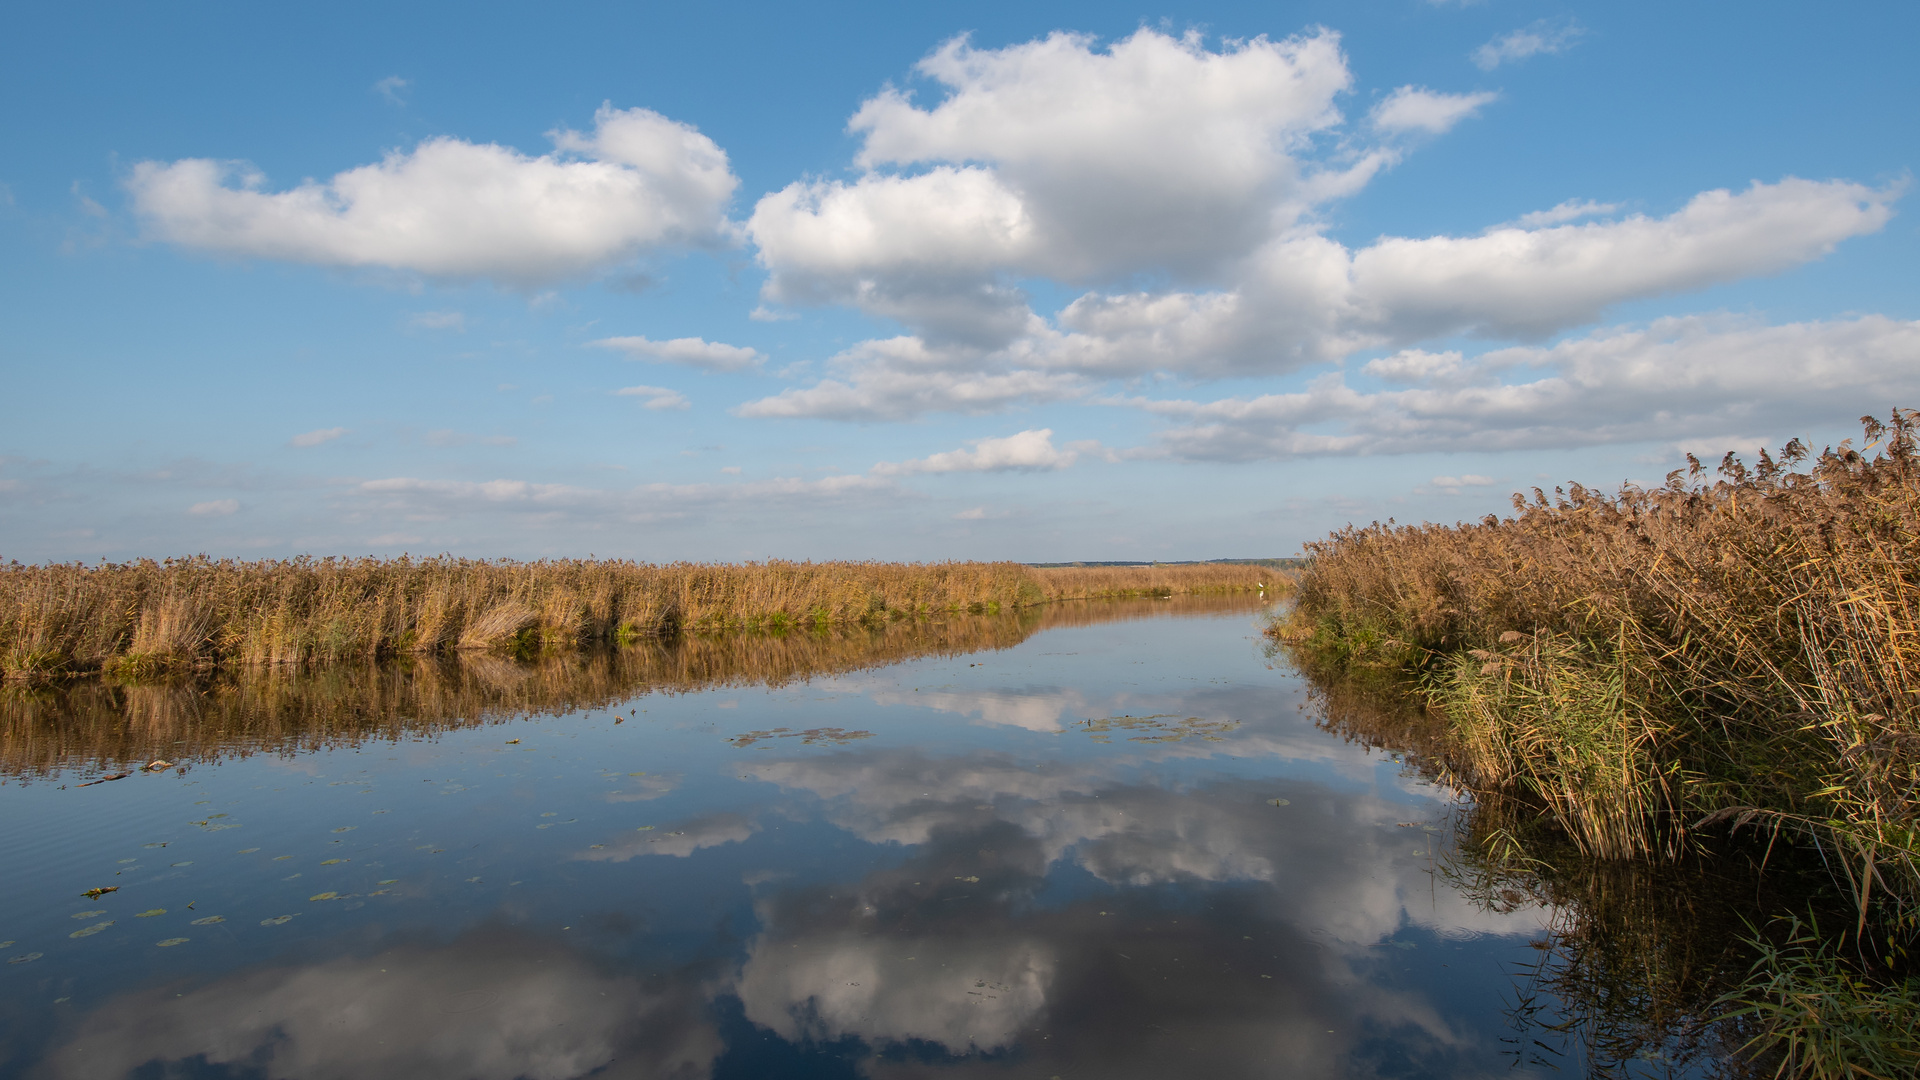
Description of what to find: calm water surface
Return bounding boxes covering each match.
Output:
[1,601,1593,1079]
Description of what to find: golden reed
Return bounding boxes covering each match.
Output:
[0,558,1279,679]
[1281,410,1920,917]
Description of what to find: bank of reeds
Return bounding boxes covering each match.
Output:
[0,558,1278,681]
[1281,410,1920,1073]
[2,593,1270,780]
[1282,411,1920,891]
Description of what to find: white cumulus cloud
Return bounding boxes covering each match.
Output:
[872,429,1078,476]
[128,105,737,287]
[188,499,239,516]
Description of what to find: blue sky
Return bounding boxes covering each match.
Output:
[3,0,1915,562]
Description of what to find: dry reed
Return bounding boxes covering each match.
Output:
[1,593,1271,780]
[1280,410,1920,921]
[0,559,1278,681]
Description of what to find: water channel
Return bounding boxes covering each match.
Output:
[0,598,1712,1078]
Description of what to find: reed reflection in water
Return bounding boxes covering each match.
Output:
[2,595,1263,781]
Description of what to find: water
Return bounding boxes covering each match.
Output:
[0,600,1600,1078]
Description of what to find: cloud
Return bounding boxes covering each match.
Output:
[735,339,1087,421]
[187,498,239,516]
[289,426,348,447]
[1118,314,1920,461]
[747,27,1357,346]
[1370,87,1497,134]
[872,429,1077,475]
[343,472,901,534]
[614,384,691,410]
[371,75,409,104]
[128,104,737,287]
[749,176,1894,417]
[37,931,721,1080]
[1472,19,1586,71]
[1511,198,1621,228]
[728,27,1895,423]
[409,309,465,331]
[1430,475,1494,490]
[591,334,761,372]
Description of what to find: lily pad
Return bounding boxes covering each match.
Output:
[71,911,106,920]
[189,915,225,925]
[7,953,43,964]
[260,915,298,926]
[320,859,347,865]
[155,938,189,947]
[70,921,113,938]
[134,909,166,918]
[331,826,356,833]
[237,848,260,854]
[308,892,339,902]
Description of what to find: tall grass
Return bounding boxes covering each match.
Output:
[1280,409,1920,1074]
[2,592,1271,781]
[0,558,1277,680]
[1283,411,1920,897]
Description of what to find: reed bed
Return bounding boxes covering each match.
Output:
[1281,411,1920,905]
[0,558,1276,680]
[1,592,1273,780]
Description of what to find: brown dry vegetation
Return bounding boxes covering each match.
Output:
[0,558,1278,681]
[0,593,1270,780]
[1283,412,1920,890]
[1279,410,1920,1075]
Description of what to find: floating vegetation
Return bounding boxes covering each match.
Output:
[308,892,338,902]
[7,953,42,964]
[81,886,117,900]
[259,915,296,926]
[1077,714,1237,743]
[69,921,112,938]
[154,938,188,947]
[133,909,165,918]
[728,726,877,748]
[70,911,105,920]
[188,915,224,925]
[319,859,346,865]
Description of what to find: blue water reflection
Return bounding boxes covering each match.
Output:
[0,603,1561,1078]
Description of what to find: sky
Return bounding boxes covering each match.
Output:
[2,0,1915,563]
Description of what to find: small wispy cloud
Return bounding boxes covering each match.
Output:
[1431,475,1496,491]
[290,427,349,448]
[1512,199,1621,228]
[188,499,239,517]
[1371,87,1498,134]
[372,76,409,105]
[1473,19,1586,71]
[592,335,762,372]
[409,310,465,331]
[615,385,691,411]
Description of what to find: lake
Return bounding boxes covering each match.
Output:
[0,598,1679,1078]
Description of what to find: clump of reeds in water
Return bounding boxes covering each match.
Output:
[0,558,1278,680]
[1280,409,1920,1072]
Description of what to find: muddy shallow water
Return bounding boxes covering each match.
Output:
[0,599,1638,1079]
